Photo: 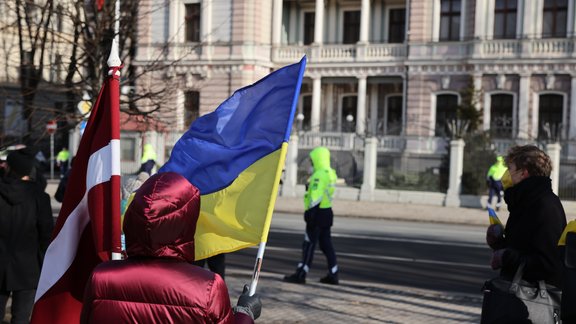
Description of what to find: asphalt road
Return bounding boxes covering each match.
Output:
[226,212,495,295]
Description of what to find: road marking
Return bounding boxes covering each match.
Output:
[260,245,489,269]
[270,228,485,248]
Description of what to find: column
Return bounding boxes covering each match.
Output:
[201,0,213,60]
[282,134,299,197]
[444,139,465,207]
[311,77,322,132]
[356,76,367,135]
[325,83,334,131]
[474,0,486,39]
[314,0,324,44]
[546,143,561,195]
[272,0,283,45]
[569,0,576,38]
[569,75,576,139]
[518,74,530,139]
[359,0,370,43]
[369,85,378,135]
[360,137,378,201]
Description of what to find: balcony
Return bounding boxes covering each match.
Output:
[272,43,407,64]
[472,38,576,59]
[271,37,575,65]
[297,132,448,155]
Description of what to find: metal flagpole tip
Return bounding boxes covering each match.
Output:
[107,39,122,75]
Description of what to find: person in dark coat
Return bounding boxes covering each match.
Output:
[81,172,261,323]
[0,148,54,323]
[486,145,567,288]
[194,253,227,279]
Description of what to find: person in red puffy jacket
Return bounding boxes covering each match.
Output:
[81,172,262,323]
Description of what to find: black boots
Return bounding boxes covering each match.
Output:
[319,272,339,285]
[283,269,306,284]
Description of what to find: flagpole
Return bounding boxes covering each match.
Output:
[248,242,266,296]
[108,0,122,261]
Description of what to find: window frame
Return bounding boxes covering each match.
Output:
[487,92,516,139]
[542,0,568,38]
[433,93,461,137]
[439,0,462,41]
[184,90,200,128]
[342,10,361,44]
[379,94,403,136]
[339,94,358,132]
[387,8,406,43]
[535,92,567,140]
[493,0,518,39]
[184,3,201,43]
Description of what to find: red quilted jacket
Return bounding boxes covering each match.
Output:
[81,172,253,324]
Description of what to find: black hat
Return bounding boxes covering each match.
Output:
[7,147,36,177]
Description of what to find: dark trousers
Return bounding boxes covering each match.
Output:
[0,289,35,324]
[300,224,337,272]
[193,254,226,279]
[488,179,503,205]
[138,160,155,175]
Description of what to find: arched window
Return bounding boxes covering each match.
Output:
[538,94,563,140]
[490,94,513,138]
[435,94,459,137]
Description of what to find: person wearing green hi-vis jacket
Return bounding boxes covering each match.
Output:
[284,146,339,285]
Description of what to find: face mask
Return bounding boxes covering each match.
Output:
[501,169,513,190]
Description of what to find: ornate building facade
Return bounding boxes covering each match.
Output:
[136,0,576,198]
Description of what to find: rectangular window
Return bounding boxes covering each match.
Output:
[388,9,406,43]
[184,91,200,128]
[342,96,357,132]
[494,0,517,39]
[538,94,563,140]
[55,4,63,32]
[301,95,312,130]
[543,0,567,38]
[490,94,514,138]
[303,12,315,45]
[50,54,63,83]
[121,137,136,161]
[439,0,461,41]
[435,94,459,137]
[386,96,403,135]
[343,10,361,44]
[185,3,201,42]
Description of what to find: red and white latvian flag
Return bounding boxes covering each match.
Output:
[31,65,122,323]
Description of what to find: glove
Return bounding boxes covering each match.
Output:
[234,284,262,320]
[486,224,505,250]
[491,249,506,270]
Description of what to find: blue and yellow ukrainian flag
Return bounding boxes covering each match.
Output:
[159,57,306,260]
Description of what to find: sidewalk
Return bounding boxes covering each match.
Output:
[274,195,507,226]
[226,269,482,323]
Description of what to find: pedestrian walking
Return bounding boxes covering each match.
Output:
[0,148,54,323]
[482,145,566,322]
[56,147,70,177]
[81,172,261,323]
[486,156,507,211]
[284,146,339,285]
